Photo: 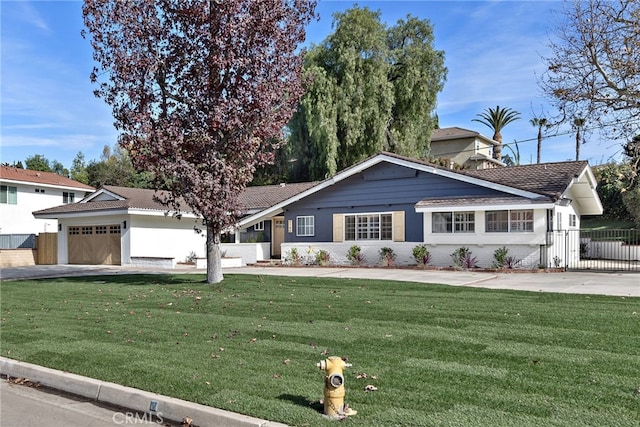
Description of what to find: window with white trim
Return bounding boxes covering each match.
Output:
[254,221,264,231]
[296,216,314,236]
[63,192,75,204]
[1,185,17,204]
[486,209,534,232]
[344,213,393,240]
[569,214,577,227]
[432,212,475,233]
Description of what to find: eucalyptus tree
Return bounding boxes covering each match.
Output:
[83,0,316,284]
[472,105,521,161]
[289,7,446,181]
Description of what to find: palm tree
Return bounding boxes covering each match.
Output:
[503,140,521,166]
[472,106,521,161]
[572,117,586,161]
[530,117,548,164]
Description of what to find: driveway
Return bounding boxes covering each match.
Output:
[1,264,638,297]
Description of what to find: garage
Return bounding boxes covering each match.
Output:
[68,224,121,265]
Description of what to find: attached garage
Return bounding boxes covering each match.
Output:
[68,224,121,265]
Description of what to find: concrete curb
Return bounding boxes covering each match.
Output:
[1,357,287,427]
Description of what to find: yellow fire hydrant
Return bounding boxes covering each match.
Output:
[317,356,357,419]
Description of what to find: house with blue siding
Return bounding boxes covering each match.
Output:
[33,152,603,269]
[236,152,603,269]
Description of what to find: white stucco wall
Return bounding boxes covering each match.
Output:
[0,182,89,234]
[128,215,206,264]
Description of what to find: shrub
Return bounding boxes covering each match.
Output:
[412,244,432,266]
[184,251,197,263]
[379,247,396,267]
[346,245,364,265]
[492,246,509,269]
[285,248,301,265]
[315,249,330,266]
[450,247,471,268]
[503,256,521,269]
[461,253,479,269]
[553,256,563,268]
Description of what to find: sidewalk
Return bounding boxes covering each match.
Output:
[1,264,638,296]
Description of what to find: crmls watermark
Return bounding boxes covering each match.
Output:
[112,411,164,425]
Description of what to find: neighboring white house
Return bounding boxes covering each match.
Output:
[0,166,95,235]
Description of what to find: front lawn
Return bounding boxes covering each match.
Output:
[1,274,639,426]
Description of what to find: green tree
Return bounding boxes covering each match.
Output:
[86,145,153,189]
[472,106,521,162]
[51,160,68,177]
[25,154,52,172]
[503,140,521,166]
[530,116,548,163]
[288,7,446,181]
[593,162,633,221]
[70,152,89,184]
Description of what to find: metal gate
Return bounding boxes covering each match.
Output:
[549,229,640,272]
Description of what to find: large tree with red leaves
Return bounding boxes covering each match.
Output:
[82,0,316,283]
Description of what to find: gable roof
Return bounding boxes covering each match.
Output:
[0,166,95,191]
[462,161,589,200]
[430,126,498,146]
[33,182,319,219]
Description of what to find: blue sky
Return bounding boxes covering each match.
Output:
[1,1,618,171]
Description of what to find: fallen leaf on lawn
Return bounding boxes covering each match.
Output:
[309,341,318,348]
[371,375,378,380]
[183,332,190,337]
[210,353,220,359]
[355,373,368,379]
[249,338,257,343]
[273,373,281,379]
[364,385,378,392]
[195,296,202,301]
[321,349,329,355]
[283,359,291,365]
[106,330,112,334]
[384,334,392,338]
[205,381,211,386]
[218,347,224,352]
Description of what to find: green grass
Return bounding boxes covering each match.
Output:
[1,274,639,426]
[581,217,636,230]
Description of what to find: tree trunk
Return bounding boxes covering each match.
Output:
[575,128,581,161]
[492,131,502,161]
[206,224,223,284]
[537,128,542,164]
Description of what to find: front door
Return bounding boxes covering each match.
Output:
[272,217,285,258]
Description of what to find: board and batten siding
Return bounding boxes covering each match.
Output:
[283,162,504,243]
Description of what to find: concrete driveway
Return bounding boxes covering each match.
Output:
[1,264,638,297]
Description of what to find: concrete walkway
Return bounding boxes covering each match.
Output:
[2,264,637,297]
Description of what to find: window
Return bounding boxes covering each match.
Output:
[345,213,392,240]
[96,226,107,235]
[63,192,75,204]
[486,210,534,233]
[296,216,314,236]
[556,212,563,230]
[432,212,475,233]
[110,225,121,234]
[254,221,264,231]
[1,185,17,204]
[569,214,577,227]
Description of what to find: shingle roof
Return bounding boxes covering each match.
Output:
[0,166,95,190]
[416,195,551,209]
[461,161,589,200]
[33,182,318,217]
[238,182,319,210]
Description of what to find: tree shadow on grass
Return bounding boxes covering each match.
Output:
[45,274,207,286]
[277,393,323,414]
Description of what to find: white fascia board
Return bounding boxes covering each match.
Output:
[33,209,129,220]
[1,178,94,193]
[415,202,555,213]
[81,188,124,203]
[126,208,200,219]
